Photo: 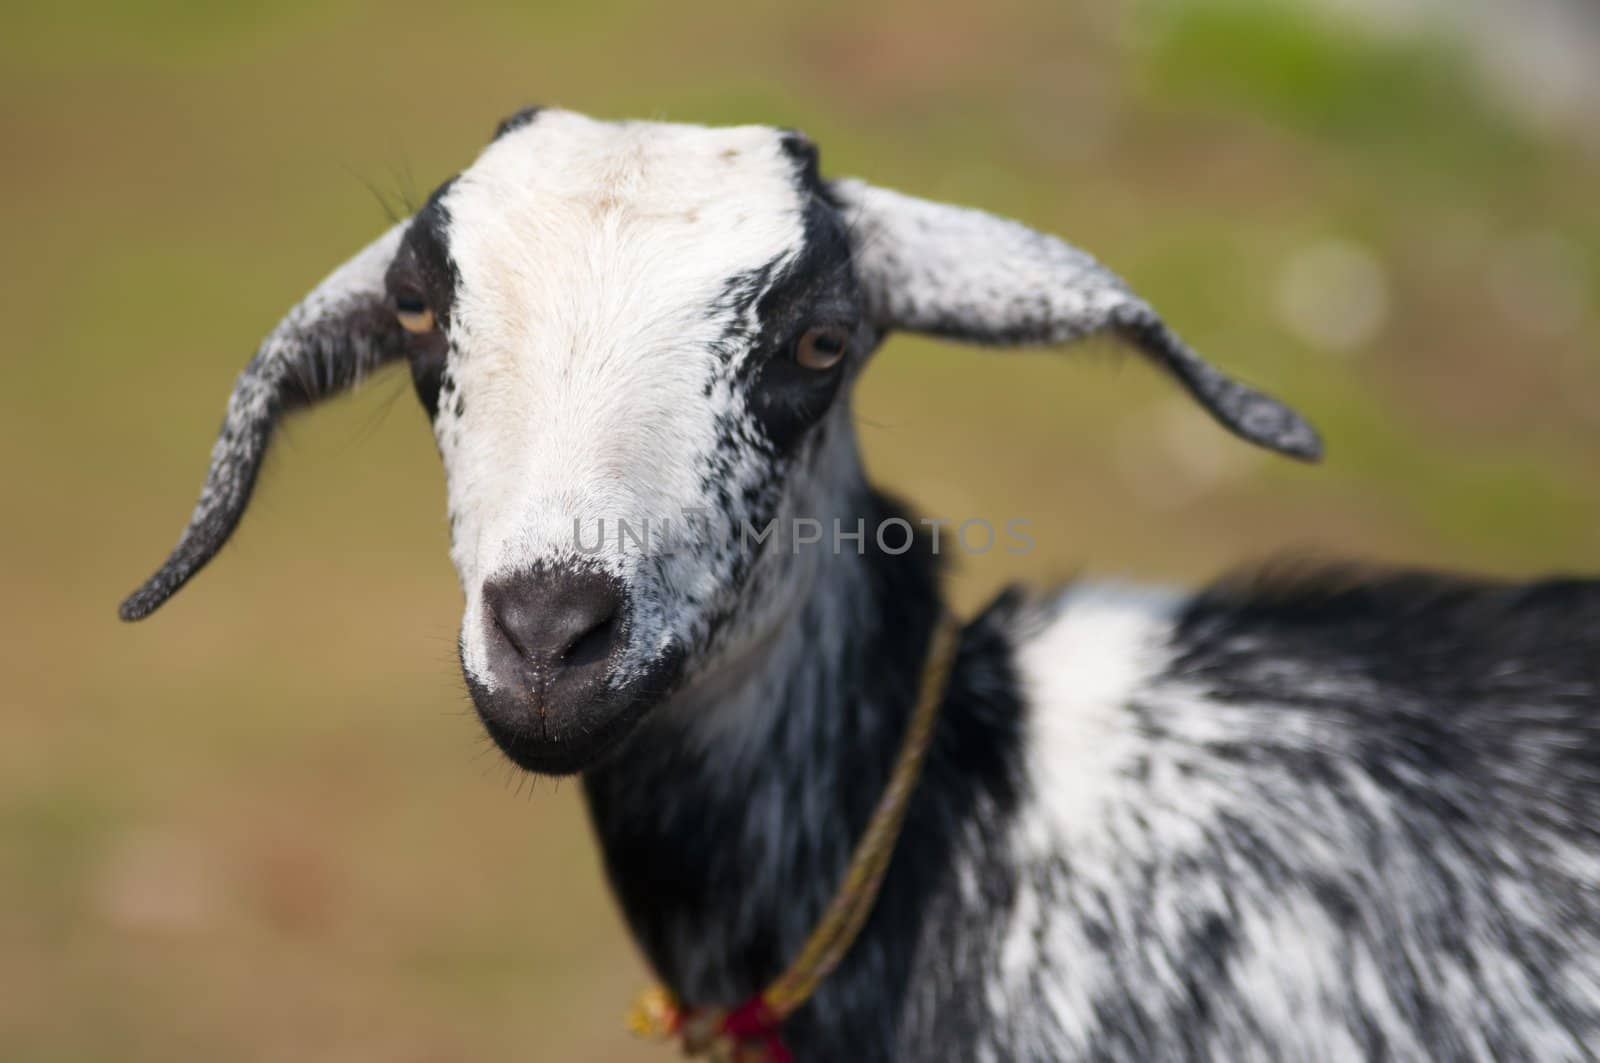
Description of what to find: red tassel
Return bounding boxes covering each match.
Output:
[721,996,792,1063]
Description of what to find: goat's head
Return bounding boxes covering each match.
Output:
[120,107,1320,774]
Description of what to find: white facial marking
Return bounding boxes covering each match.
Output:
[429,111,813,689]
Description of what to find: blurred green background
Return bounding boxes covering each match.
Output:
[2,0,1596,1059]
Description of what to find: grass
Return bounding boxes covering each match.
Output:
[1,1,1596,1059]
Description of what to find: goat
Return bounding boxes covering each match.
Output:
[121,108,1600,1061]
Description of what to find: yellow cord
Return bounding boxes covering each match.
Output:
[628,610,963,1055]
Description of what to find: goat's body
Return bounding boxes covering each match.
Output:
[588,487,1600,1062]
[912,571,1600,1062]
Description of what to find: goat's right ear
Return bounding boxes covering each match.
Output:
[832,179,1322,462]
[118,221,411,621]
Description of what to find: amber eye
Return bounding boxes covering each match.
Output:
[394,293,436,334]
[795,326,849,371]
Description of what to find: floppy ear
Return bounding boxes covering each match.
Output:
[832,179,1322,462]
[119,221,410,621]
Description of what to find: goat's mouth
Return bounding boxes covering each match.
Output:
[462,649,685,775]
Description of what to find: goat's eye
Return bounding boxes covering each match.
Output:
[795,326,849,371]
[394,293,436,334]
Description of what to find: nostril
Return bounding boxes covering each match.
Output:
[487,594,541,659]
[563,610,619,669]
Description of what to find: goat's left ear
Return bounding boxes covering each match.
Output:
[118,221,411,621]
[831,179,1322,462]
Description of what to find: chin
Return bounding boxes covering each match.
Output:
[464,651,685,776]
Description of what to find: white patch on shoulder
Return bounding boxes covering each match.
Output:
[974,582,1187,1055]
[1011,582,1182,843]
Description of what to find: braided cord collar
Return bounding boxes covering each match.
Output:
[626,610,964,1062]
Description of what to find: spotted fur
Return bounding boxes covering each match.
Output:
[121,109,1599,1061]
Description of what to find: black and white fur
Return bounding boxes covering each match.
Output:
[122,108,1599,1061]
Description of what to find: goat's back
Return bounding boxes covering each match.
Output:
[900,566,1600,1061]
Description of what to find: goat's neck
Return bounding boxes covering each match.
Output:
[581,433,999,1059]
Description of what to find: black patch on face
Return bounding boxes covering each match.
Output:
[492,104,544,141]
[387,176,461,419]
[742,191,862,452]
